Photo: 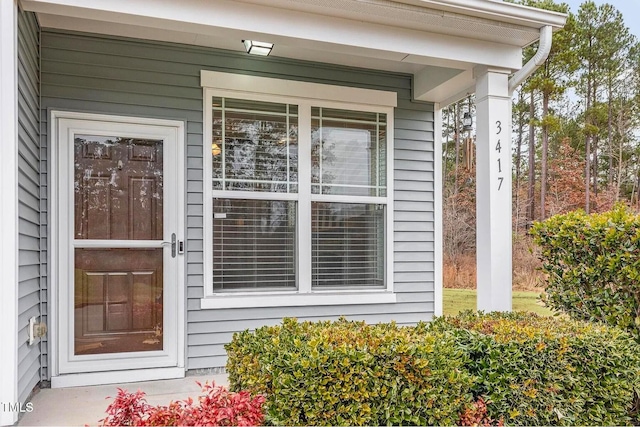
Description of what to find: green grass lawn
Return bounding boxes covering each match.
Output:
[443,288,553,316]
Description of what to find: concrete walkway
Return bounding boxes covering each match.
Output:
[18,374,228,426]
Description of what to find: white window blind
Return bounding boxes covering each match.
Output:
[312,202,385,288]
[213,198,296,290]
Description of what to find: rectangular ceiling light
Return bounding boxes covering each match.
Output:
[242,40,274,56]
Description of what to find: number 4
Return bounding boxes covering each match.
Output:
[495,140,501,153]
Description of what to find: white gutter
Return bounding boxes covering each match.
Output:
[399,0,567,29]
[508,25,553,94]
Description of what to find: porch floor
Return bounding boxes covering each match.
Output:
[17,373,228,426]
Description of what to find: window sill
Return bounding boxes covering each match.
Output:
[200,291,397,309]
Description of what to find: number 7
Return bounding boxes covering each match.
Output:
[498,177,504,191]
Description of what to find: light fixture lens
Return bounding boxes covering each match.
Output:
[212,143,221,156]
[242,40,273,56]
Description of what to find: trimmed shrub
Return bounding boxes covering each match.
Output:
[225,317,474,426]
[530,205,640,342]
[430,311,640,426]
[99,381,265,426]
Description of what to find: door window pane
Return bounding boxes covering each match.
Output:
[311,108,386,196]
[74,136,163,240]
[212,98,298,193]
[213,198,297,290]
[74,248,163,355]
[312,203,385,288]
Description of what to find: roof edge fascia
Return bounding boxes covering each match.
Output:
[393,0,567,29]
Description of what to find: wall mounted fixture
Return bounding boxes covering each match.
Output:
[242,40,273,56]
[462,112,473,132]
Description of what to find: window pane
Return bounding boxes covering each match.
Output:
[213,198,296,290]
[312,202,384,288]
[75,248,163,355]
[212,97,298,193]
[74,135,163,240]
[311,108,386,196]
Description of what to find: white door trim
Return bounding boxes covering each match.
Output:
[49,111,185,386]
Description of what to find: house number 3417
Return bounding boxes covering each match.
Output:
[495,120,504,191]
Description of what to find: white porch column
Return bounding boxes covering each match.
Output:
[0,0,19,426]
[474,66,512,311]
[434,104,443,317]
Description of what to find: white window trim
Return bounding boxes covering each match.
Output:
[201,71,396,308]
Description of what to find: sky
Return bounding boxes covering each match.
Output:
[562,0,640,39]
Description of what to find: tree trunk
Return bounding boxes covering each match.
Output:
[540,92,549,220]
[527,92,536,224]
[616,134,623,201]
[593,135,599,200]
[454,103,460,194]
[636,168,640,208]
[592,80,598,207]
[585,61,592,214]
[607,77,614,187]
[515,92,525,233]
[443,108,450,187]
[615,104,626,201]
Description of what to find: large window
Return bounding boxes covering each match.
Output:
[202,72,395,304]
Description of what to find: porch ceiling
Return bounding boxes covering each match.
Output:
[22,0,565,104]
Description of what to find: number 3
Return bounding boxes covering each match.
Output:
[496,121,502,135]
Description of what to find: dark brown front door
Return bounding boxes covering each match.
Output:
[73,135,164,355]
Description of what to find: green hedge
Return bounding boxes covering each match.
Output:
[430,311,640,426]
[530,205,640,342]
[225,318,473,426]
[226,314,640,426]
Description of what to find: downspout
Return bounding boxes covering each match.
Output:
[508,25,553,94]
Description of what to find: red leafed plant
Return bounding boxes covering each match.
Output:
[99,381,265,426]
[457,397,504,427]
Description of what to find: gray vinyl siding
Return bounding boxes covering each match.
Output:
[40,30,435,371]
[18,10,41,402]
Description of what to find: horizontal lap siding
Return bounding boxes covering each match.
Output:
[18,10,41,402]
[40,31,435,372]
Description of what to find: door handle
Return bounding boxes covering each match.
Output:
[161,233,177,258]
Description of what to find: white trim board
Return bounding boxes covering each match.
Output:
[200,71,397,107]
[201,292,397,309]
[0,0,19,425]
[49,111,186,386]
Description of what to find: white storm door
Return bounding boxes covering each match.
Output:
[55,114,184,375]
